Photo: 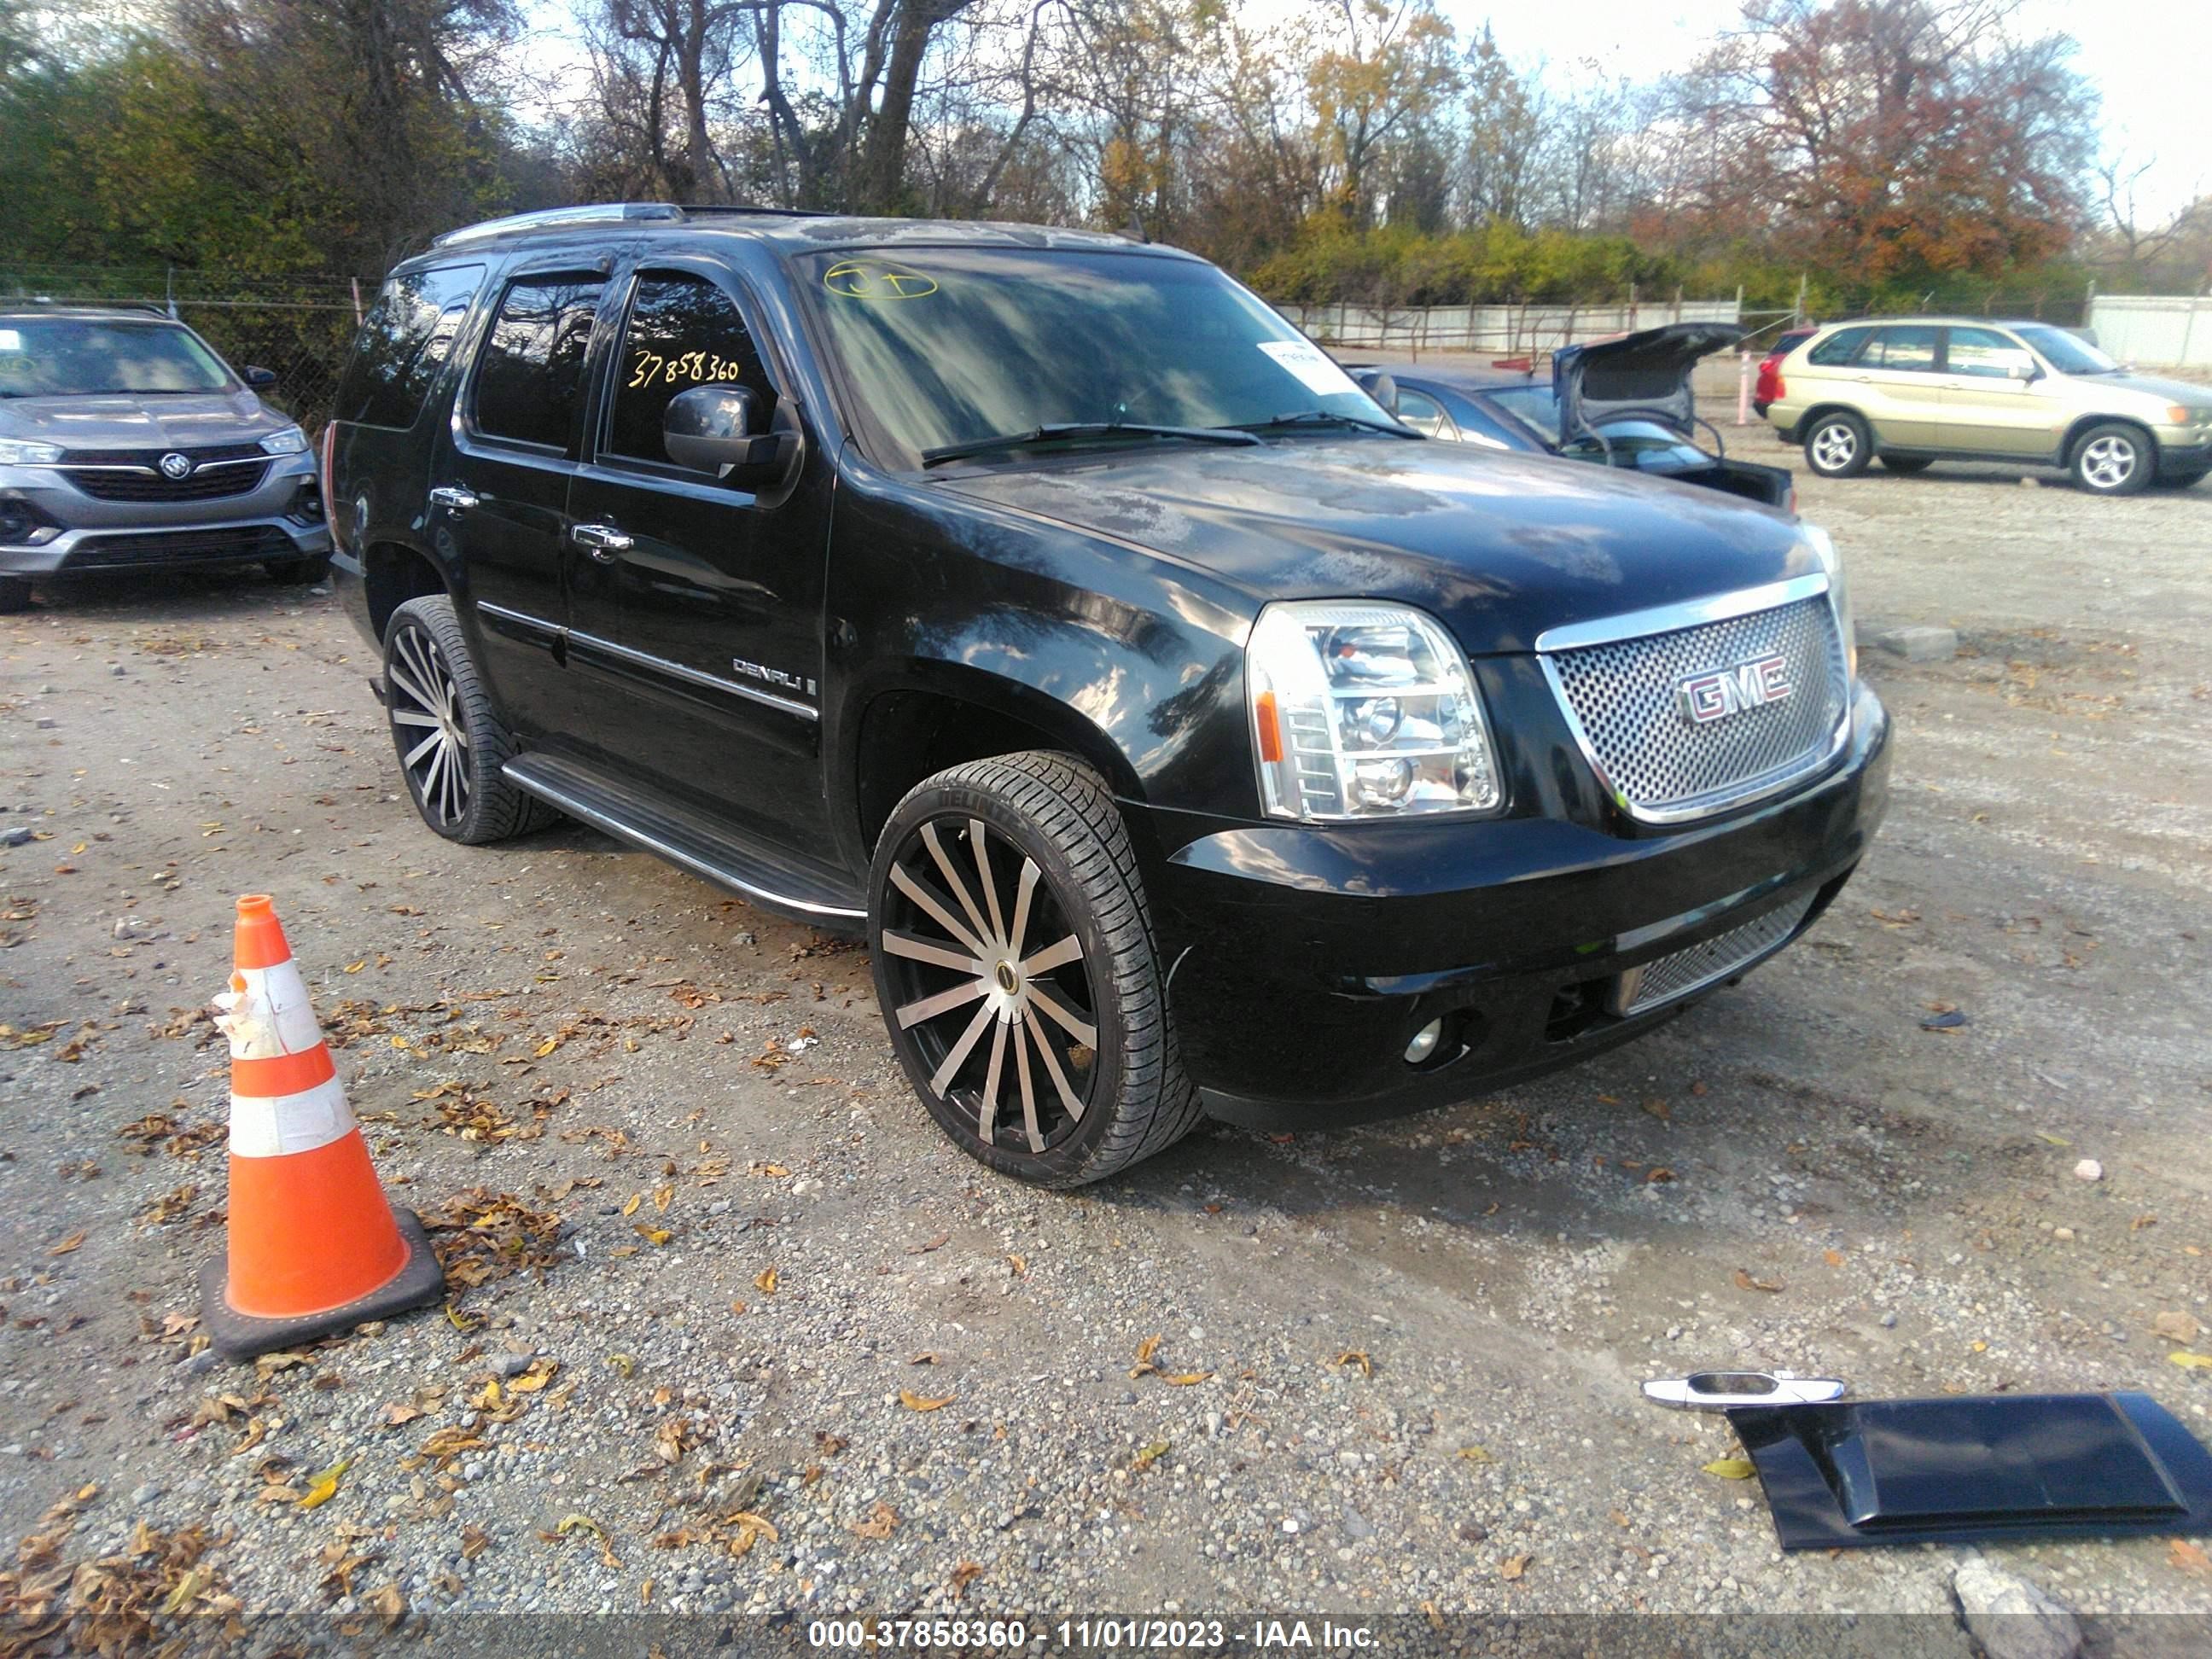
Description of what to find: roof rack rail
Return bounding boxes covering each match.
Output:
[431,201,837,247]
[1,297,171,317]
[432,203,684,247]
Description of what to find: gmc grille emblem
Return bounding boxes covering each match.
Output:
[1679,653,1792,724]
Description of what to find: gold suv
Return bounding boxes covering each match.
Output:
[1766,317,2212,496]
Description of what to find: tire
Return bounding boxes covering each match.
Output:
[2069,422,2152,496]
[382,595,558,845]
[0,576,30,614]
[1878,454,1934,474]
[1803,411,1871,478]
[265,553,330,585]
[868,750,1202,1188]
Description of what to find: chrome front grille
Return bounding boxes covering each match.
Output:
[1541,587,1848,821]
[1614,891,1816,1016]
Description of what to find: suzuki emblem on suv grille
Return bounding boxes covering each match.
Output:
[1678,654,1792,724]
[159,452,193,480]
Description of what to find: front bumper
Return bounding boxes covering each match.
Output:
[1147,682,1890,1128]
[0,456,329,577]
[2151,427,2212,477]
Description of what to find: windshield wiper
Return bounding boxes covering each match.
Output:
[921,422,1260,467]
[1229,410,1422,438]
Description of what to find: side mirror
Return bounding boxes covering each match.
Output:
[242,366,277,388]
[1367,372,1400,416]
[2007,362,2039,382]
[663,384,797,486]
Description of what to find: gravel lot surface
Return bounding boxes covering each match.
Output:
[2,429,2209,1650]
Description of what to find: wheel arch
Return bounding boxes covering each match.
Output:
[2061,412,2157,467]
[362,539,450,642]
[847,667,1145,859]
[1798,402,1870,442]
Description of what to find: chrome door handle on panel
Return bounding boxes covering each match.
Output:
[570,523,634,562]
[428,486,480,513]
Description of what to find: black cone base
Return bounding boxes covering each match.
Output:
[199,1207,445,1361]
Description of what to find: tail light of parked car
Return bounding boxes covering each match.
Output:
[1756,358,1785,405]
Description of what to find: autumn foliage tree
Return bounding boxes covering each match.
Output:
[1662,0,2097,296]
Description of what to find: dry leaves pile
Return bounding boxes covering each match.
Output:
[0,1486,238,1656]
[1129,1336,1210,1387]
[422,1188,566,1292]
[113,1111,224,1161]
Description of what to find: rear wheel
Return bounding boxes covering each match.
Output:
[869,751,1202,1188]
[382,595,557,845]
[0,576,30,614]
[1803,412,1871,478]
[2069,423,2151,496]
[1878,454,1933,474]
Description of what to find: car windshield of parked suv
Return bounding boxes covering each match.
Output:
[2013,325,2121,376]
[0,318,232,398]
[798,248,1391,468]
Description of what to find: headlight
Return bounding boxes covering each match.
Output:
[1247,600,1503,819]
[258,425,309,457]
[1800,522,1855,681]
[0,439,64,466]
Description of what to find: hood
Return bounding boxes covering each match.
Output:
[936,435,1811,655]
[0,389,282,451]
[1553,322,1745,437]
[2100,371,2212,407]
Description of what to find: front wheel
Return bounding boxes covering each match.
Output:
[382,595,557,845]
[1803,412,1871,478]
[868,751,1202,1187]
[2070,423,2151,496]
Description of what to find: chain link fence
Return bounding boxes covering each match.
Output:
[0,265,363,431]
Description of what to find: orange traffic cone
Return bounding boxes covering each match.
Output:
[200,894,443,1359]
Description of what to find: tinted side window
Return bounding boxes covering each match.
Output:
[1808,326,1871,366]
[334,263,484,428]
[473,274,605,451]
[1946,327,2036,379]
[1868,326,1939,372]
[606,271,772,464]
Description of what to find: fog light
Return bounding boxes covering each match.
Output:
[1404,1019,1444,1065]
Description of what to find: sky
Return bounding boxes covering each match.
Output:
[1457,0,2208,220]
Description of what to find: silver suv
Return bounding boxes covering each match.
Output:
[0,305,331,611]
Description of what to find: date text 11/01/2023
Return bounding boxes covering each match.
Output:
[805,1620,1378,1650]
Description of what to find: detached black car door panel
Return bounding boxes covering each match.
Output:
[435,268,605,742]
[566,261,832,854]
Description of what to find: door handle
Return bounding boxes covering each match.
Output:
[428,486,480,513]
[570,522,635,562]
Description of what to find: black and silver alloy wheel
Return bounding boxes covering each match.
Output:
[386,617,473,830]
[880,816,1099,1155]
[381,594,557,845]
[1803,411,1871,478]
[869,752,1203,1186]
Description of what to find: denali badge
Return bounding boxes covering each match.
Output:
[1679,654,1792,724]
[159,451,193,480]
[730,657,817,698]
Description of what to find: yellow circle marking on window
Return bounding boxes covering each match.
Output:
[824,260,939,300]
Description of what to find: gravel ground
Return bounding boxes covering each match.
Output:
[2,434,2209,1650]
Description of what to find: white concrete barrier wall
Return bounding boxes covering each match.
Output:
[1279,300,1743,358]
[2087,295,2212,371]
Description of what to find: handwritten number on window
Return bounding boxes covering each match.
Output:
[628,349,743,391]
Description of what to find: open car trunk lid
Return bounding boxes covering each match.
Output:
[1554,321,1795,511]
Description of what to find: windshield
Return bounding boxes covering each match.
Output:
[1482,383,1562,443]
[799,248,1390,468]
[2015,325,2119,376]
[0,318,232,398]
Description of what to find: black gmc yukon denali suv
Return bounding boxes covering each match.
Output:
[328,204,1889,1186]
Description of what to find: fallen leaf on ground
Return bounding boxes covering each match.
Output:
[950,1561,983,1595]
[297,1458,351,1510]
[1644,1167,1675,1184]
[851,1500,899,1540]
[2171,1539,2212,1577]
[1456,1445,1492,1464]
[909,1352,940,1365]
[1333,1349,1373,1377]
[2151,1311,2203,1345]
[635,1224,672,1247]
[2169,1351,2212,1371]
[370,1582,406,1627]
[608,1353,637,1378]
[47,1229,86,1255]
[899,1389,954,1412]
[1733,1269,1784,1293]
[2034,1131,2072,1147]
[754,1266,778,1295]
[1823,1249,1845,1266]
[1161,1371,1212,1386]
[906,1232,949,1254]
[1500,1552,1532,1580]
[1702,1458,1756,1480]
[1131,1441,1170,1472]
[544,1512,620,1568]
